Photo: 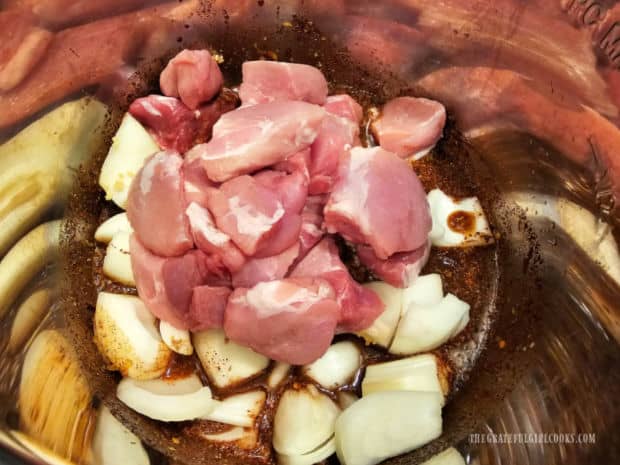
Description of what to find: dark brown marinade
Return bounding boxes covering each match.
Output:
[447,211,477,235]
[162,354,198,382]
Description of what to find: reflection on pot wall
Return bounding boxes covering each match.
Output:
[0,1,618,465]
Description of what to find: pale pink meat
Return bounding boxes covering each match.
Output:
[324,147,431,259]
[129,90,239,154]
[239,60,328,106]
[201,254,233,288]
[299,195,326,258]
[254,169,308,215]
[253,214,302,259]
[189,101,325,182]
[371,97,446,159]
[232,242,300,288]
[129,95,197,154]
[290,237,384,333]
[126,151,193,257]
[185,202,246,273]
[189,285,231,330]
[160,49,223,110]
[130,235,208,330]
[253,169,307,258]
[223,278,340,364]
[324,94,364,123]
[273,148,311,180]
[308,114,359,195]
[206,175,289,256]
[182,155,218,208]
[356,240,431,288]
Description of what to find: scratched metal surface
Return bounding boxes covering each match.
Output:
[0,1,618,464]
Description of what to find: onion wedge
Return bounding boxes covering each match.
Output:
[302,341,361,389]
[92,407,149,465]
[362,354,448,405]
[159,321,193,356]
[421,447,466,465]
[94,213,132,243]
[102,232,135,286]
[335,391,442,465]
[99,113,160,209]
[193,329,269,389]
[357,281,403,348]
[203,390,266,427]
[116,375,215,422]
[277,436,336,465]
[273,385,340,456]
[94,292,171,380]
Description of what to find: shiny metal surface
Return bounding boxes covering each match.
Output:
[0,1,618,464]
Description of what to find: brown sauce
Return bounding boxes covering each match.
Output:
[161,354,198,382]
[447,211,477,235]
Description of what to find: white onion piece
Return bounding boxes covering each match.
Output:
[337,392,359,410]
[117,375,215,422]
[92,406,149,465]
[335,391,443,465]
[102,232,135,286]
[193,329,270,389]
[390,294,470,355]
[203,390,266,427]
[94,213,132,243]
[357,282,403,348]
[159,321,193,356]
[204,427,246,442]
[94,292,171,380]
[273,385,341,456]
[402,274,444,308]
[302,341,361,389]
[99,113,160,209]
[277,436,336,465]
[420,447,466,465]
[203,427,259,450]
[427,189,493,247]
[268,362,291,389]
[362,354,447,405]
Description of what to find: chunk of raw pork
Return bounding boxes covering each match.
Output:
[299,195,326,257]
[189,285,231,330]
[130,236,211,330]
[232,242,300,288]
[324,147,431,259]
[324,94,364,123]
[371,97,446,159]
[290,237,384,333]
[252,169,308,258]
[206,175,295,256]
[182,155,217,208]
[308,113,359,195]
[126,151,193,257]
[223,278,340,364]
[129,90,239,154]
[239,60,328,106]
[189,101,325,182]
[185,202,246,273]
[160,49,223,110]
[356,240,431,288]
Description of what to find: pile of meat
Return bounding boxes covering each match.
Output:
[126,50,446,365]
